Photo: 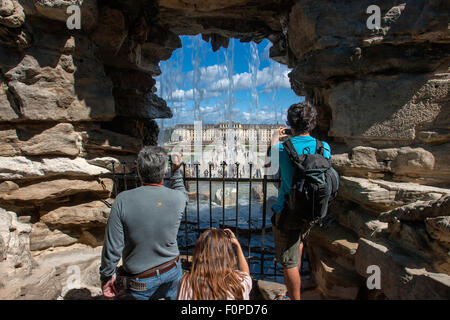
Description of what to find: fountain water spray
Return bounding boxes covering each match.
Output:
[224,39,236,167]
[248,42,260,124]
[247,42,261,171]
[192,35,204,122]
[270,61,281,124]
[156,44,185,144]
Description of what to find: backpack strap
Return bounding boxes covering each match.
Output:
[283,139,305,171]
[315,139,324,156]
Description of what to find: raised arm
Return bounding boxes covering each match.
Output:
[168,154,188,201]
[224,229,250,274]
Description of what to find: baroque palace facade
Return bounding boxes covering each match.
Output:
[171,122,279,145]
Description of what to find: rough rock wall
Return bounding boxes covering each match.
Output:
[0,0,449,299]
[285,0,450,299]
[0,0,172,297]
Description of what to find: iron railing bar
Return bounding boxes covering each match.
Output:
[221,161,226,226]
[260,173,268,279]
[195,162,200,236]
[134,160,139,189]
[182,162,188,259]
[122,162,127,191]
[209,163,213,229]
[274,257,277,279]
[111,161,118,197]
[247,163,253,259]
[235,162,239,238]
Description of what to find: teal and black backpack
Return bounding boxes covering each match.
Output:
[273,138,340,235]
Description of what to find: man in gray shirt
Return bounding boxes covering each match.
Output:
[100,146,187,300]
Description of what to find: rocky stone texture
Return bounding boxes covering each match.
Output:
[426,216,450,244]
[327,74,448,146]
[0,178,112,204]
[0,2,170,294]
[81,127,142,154]
[0,157,109,180]
[332,200,388,240]
[187,191,209,202]
[0,242,104,300]
[355,238,450,300]
[2,37,116,122]
[332,145,450,186]
[315,183,450,300]
[40,200,111,229]
[307,245,363,300]
[305,219,364,300]
[0,208,33,294]
[30,222,78,251]
[375,195,450,275]
[288,1,449,142]
[214,187,237,206]
[339,176,449,212]
[0,123,82,157]
[86,156,136,174]
[379,194,449,223]
[251,184,264,201]
[256,279,324,300]
[0,0,448,300]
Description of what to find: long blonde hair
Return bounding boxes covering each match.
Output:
[177,228,246,300]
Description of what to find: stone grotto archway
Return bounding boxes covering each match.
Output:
[0,0,448,299]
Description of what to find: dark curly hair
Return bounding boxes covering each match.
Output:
[286,101,318,134]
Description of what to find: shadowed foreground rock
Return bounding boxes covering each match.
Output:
[355,238,450,300]
[257,279,324,300]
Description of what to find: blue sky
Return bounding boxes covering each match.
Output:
[155,35,303,126]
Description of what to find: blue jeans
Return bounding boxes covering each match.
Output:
[127,260,183,300]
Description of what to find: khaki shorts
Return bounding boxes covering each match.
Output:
[272,223,303,269]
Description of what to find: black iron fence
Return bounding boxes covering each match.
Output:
[105,161,310,282]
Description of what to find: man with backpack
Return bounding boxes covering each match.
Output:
[268,101,338,300]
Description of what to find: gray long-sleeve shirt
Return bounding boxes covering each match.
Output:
[99,169,187,282]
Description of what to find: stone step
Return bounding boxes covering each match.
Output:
[0,178,113,205]
[0,156,110,181]
[339,176,450,213]
[256,279,323,300]
[307,245,364,300]
[307,220,359,268]
[333,203,388,240]
[355,237,450,299]
[40,200,111,229]
[379,194,449,223]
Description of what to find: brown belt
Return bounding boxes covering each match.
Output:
[133,256,180,279]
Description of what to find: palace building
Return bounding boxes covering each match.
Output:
[171,122,279,144]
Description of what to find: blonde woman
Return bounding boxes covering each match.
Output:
[177,228,252,300]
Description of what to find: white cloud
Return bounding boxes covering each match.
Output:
[156,37,295,125]
[241,109,286,124]
[199,106,215,112]
[159,61,291,103]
